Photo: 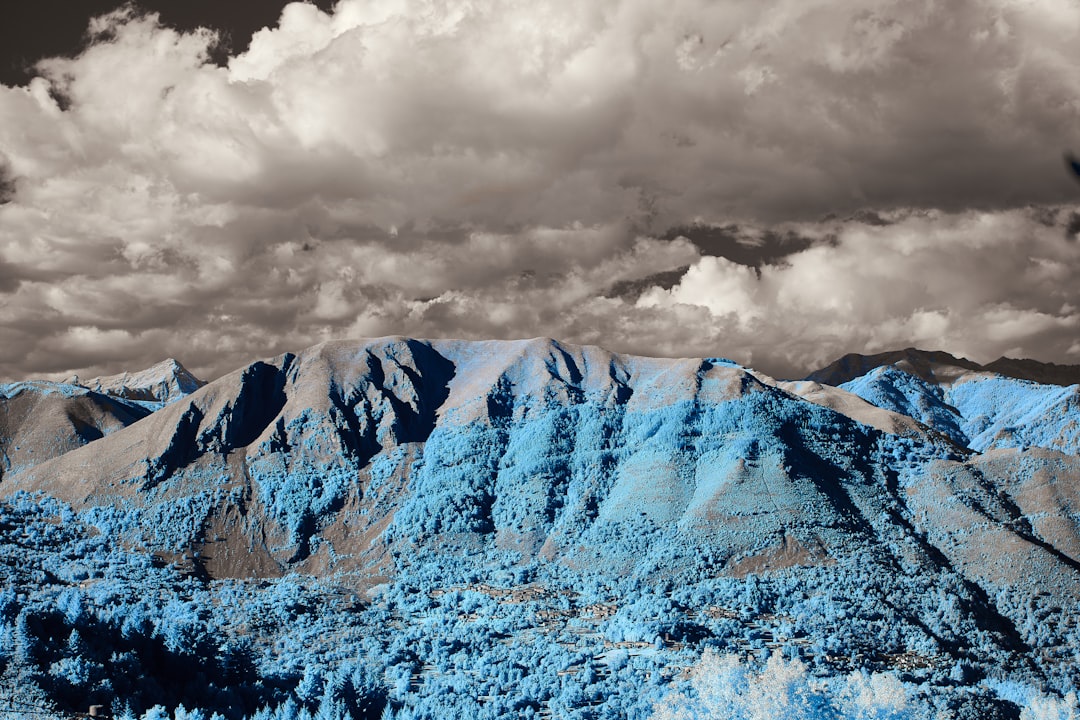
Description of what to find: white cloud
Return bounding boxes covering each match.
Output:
[639,208,1080,375]
[1,1,1080,380]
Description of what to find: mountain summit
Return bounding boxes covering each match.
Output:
[807,346,1080,387]
[77,357,205,404]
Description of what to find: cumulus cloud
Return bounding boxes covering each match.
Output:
[1,0,1080,380]
[640,208,1080,375]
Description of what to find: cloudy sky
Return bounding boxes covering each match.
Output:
[2,0,1080,382]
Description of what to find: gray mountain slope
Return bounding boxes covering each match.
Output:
[0,381,151,479]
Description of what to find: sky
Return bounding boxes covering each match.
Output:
[2,0,1080,382]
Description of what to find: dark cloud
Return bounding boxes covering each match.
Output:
[604,268,690,301]
[0,155,14,204]
[845,210,892,227]
[2,2,1080,381]
[0,262,21,294]
[662,225,820,269]
[1066,212,1080,242]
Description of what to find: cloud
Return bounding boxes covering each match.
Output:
[639,207,1080,375]
[1,1,1080,380]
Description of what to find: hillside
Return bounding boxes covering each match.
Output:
[0,381,151,479]
[826,351,1080,455]
[0,338,1078,719]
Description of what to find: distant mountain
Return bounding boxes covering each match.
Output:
[0,381,150,478]
[808,349,1080,454]
[806,348,984,387]
[807,346,1080,388]
[983,356,1080,387]
[77,358,205,405]
[0,360,204,479]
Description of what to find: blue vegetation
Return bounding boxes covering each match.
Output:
[841,367,1080,454]
[3,493,1069,720]
[2,338,1079,719]
[841,366,969,446]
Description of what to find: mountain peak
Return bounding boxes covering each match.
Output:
[807,348,982,387]
[808,347,1080,388]
[80,357,205,405]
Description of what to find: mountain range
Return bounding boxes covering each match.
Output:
[1,339,1078,719]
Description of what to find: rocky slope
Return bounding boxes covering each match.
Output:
[2,338,1080,717]
[2,340,1076,611]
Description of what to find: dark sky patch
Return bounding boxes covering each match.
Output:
[663,225,817,268]
[604,267,690,301]
[0,0,334,86]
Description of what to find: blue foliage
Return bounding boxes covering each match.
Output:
[3,339,1080,718]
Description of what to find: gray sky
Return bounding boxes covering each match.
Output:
[2,0,1080,381]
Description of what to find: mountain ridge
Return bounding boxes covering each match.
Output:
[74,357,206,405]
[2,337,1080,718]
[806,346,1080,387]
[5,337,1075,587]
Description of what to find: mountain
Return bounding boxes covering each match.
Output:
[12,338,911,578]
[812,350,1080,454]
[76,358,205,405]
[805,347,983,387]
[2,338,1079,719]
[0,359,205,480]
[6,337,1078,619]
[807,346,1080,388]
[0,380,151,479]
[983,356,1080,387]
